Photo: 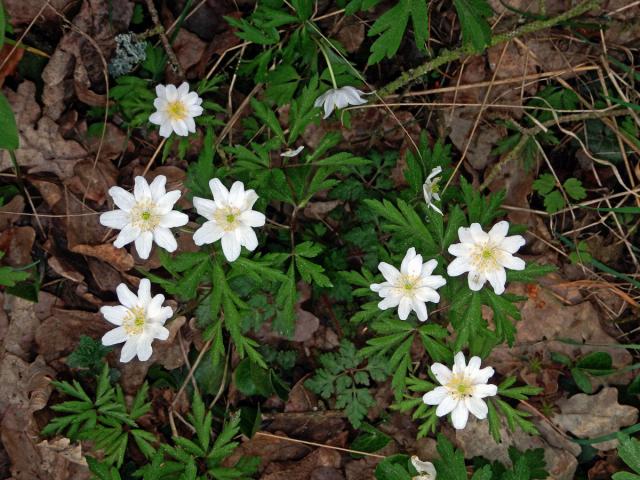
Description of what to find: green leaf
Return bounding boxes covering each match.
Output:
[453,0,492,51]
[375,454,412,480]
[0,2,5,50]
[0,91,19,150]
[367,0,428,64]
[532,173,556,195]
[617,436,640,475]
[351,423,392,455]
[250,98,284,140]
[433,435,468,480]
[571,367,592,393]
[563,177,587,201]
[543,189,565,213]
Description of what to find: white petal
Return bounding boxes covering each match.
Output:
[322,94,335,119]
[422,386,448,405]
[447,257,471,277]
[280,146,305,157]
[149,111,164,125]
[378,295,401,310]
[156,190,182,214]
[159,121,173,138]
[237,226,258,251]
[468,223,488,243]
[153,227,178,252]
[414,287,440,304]
[397,296,412,320]
[100,305,128,325]
[486,268,507,295]
[102,327,128,346]
[172,119,189,136]
[473,383,498,398]
[209,178,229,204]
[177,82,189,97]
[448,243,472,257]
[136,335,154,361]
[420,259,438,276]
[193,196,217,218]
[228,181,246,208]
[188,105,203,117]
[427,166,442,181]
[378,262,401,283]
[413,299,428,321]
[242,190,259,210]
[160,211,189,228]
[221,232,241,261]
[488,221,509,241]
[193,221,224,246]
[114,225,141,248]
[135,231,154,259]
[149,175,167,202]
[186,117,196,133]
[435,395,458,417]
[473,367,496,386]
[314,90,330,107]
[151,324,170,341]
[458,226,473,244]
[407,255,423,277]
[165,84,178,102]
[146,294,166,320]
[411,457,437,477]
[500,254,526,271]
[500,235,526,254]
[134,176,152,202]
[116,283,138,308]
[120,338,139,363]
[155,84,166,99]
[431,363,452,385]
[467,356,482,376]
[467,271,486,291]
[453,352,467,374]
[400,249,415,273]
[137,278,152,306]
[451,402,470,429]
[100,210,130,230]
[109,186,136,211]
[465,396,488,419]
[239,210,265,228]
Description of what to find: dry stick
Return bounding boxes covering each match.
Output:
[254,432,385,459]
[141,137,167,176]
[479,109,630,190]
[377,0,604,98]
[144,0,185,78]
[171,336,213,408]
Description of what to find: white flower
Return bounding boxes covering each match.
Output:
[280,146,305,158]
[423,166,443,215]
[411,456,437,480]
[314,86,367,119]
[192,178,266,262]
[100,279,172,363]
[100,175,189,260]
[447,221,526,295]
[370,247,446,321]
[422,352,498,430]
[149,82,203,137]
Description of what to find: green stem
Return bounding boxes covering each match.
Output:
[377,0,603,97]
[318,43,338,89]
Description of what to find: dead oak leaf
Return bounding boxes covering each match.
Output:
[552,387,638,451]
[70,243,134,272]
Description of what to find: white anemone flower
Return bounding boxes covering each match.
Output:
[100,175,189,260]
[447,221,526,295]
[192,178,266,262]
[280,146,305,158]
[149,82,203,137]
[314,86,367,119]
[370,247,446,321]
[422,352,498,430]
[100,279,173,363]
[423,166,443,215]
[411,456,437,480]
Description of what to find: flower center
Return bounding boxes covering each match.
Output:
[166,100,187,121]
[130,201,159,232]
[396,274,419,297]
[446,374,474,400]
[471,243,500,273]
[213,206,241,231]
[123,306,147,335]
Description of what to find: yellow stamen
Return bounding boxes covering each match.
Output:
[166,100,187,121]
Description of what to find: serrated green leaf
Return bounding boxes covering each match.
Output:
[0,91,19,150]
[453,0,492,51]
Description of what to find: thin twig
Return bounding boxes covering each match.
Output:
[254,432,385,459]
[144,0,185,78]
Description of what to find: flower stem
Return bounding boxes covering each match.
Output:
[318,43,338,89]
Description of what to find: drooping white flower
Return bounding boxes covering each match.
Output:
[423,166,443,215]
[100,175,189,260]
[314,86,367,119]
[422,352,498,430]
[149,82,203,137]
[192,178,266,262]
[100,279,172,363]
[370,247,446,321]
[411,456,437,480]
[281,146,305,158]
[447,221,526,295]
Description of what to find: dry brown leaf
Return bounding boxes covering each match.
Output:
[173,29,207,74]
[70,243,134,272]
[0,195,25,230]
[3,0,73,25]
[552,387,638,450]
[262,447,342,480]
[0,81,87,179]
[0,226,35,266]
[67,159,118,206]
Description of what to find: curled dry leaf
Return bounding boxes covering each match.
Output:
[70,243,134,272]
